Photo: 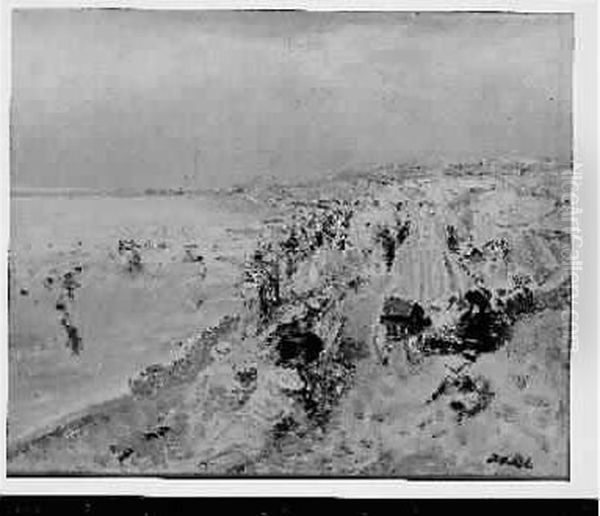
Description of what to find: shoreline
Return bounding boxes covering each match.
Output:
[7,394,132,460]
[7,312,241,462]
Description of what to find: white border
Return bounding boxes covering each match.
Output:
[0,0,597,499]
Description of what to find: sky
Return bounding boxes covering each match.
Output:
[11,10,573,190]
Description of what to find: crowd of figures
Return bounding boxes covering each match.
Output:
[43,266,84,355]
[373,201,412,273]
[117,238,144,274]
[242,199,357,325]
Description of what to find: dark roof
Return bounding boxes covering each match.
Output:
[381,297,413,319]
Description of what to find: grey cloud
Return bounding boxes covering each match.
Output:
[12,10,572,189]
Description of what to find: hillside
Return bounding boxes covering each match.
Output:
[7,160,571,478]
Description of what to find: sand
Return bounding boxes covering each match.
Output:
[7,161,571,478]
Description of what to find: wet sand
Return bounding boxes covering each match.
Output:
[8,194,263,443]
